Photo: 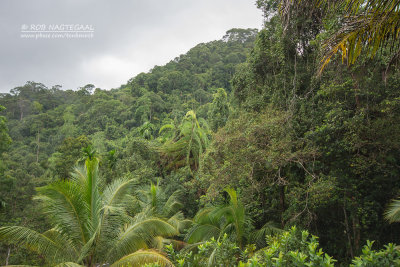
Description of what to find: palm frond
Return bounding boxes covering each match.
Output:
[110,250,174,267]
[70,165,87,187]
[4,265,38,267]
[86,178,137,263]
[102,178,136,208]
[320,9,400,72]
[53,263,86,267]
[279,0,400,71]
[159,124,175,135]
[0,226,72,263]
[4,156,187,265]
[136,182,165,216]
[164,191,184,217]
[212,205,245,247]
[168,212,193,233]
[385,198,400,223]
[43,228,79,257]
[159,110,210,172]
[251,221,283,248]
[185,208,222,243]
[34,181,89,246]
[150,182,159,210]
[84,157,102,234]
[107,218,178,262]
[186,188,247,247]
[185,224,222,244]
[207,248,218,267]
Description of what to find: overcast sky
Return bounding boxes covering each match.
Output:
[0,0,262,93]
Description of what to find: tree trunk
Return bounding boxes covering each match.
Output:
[351,73,361,109]
[352,211,361,252]
[382,70,388,85]
[36,129,40,162]
[280,185,286,228]
[5,246,10,266]
[19,105,23,120]
[343,202,354,259]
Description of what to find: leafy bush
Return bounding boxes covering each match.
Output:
[241,226,335,267]
[166,234,240,267]
[350,241,400,267]
[167,227,335,266]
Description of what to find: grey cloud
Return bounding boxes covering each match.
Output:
[0,0,262,93]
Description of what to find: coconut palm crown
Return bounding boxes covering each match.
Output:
[0,154,177,266]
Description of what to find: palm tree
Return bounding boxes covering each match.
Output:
[0,155,177,266]
[159,110,210,172]
[135,182,192,250]
[185,188,247,249]
[279,0,400,72]
[185,188,282,251]
[136,182,183,218]
[139,121,155,140]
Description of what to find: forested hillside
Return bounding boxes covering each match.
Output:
[0,28,258,265]
[1,1,400,266]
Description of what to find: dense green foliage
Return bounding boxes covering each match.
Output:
[167,227,336,267]
[0,29,258,266]
[0,155,178,266]
[1,1,400,266]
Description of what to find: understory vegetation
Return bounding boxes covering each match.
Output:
[1,1,400,266]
